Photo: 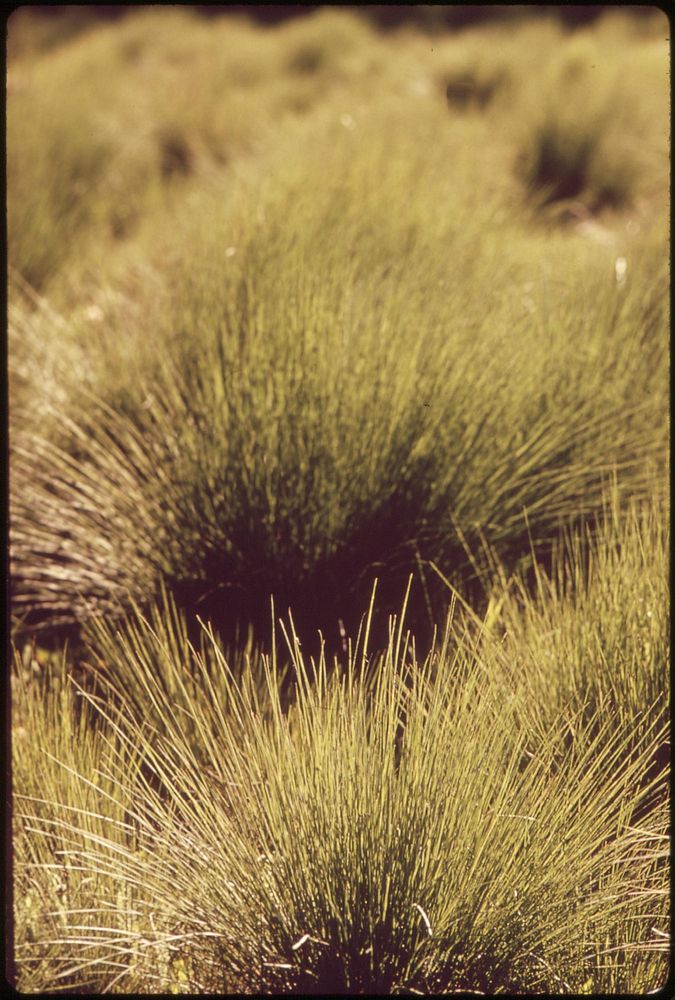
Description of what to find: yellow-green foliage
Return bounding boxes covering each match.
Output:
[9,7,670,993]
[435,18,563,111]
[502,490,668,736]
[460,484,669,749]
[516,22,669,210]
[10,93,669,640]
[12,651,138,992]
[6,7,389,295]
[13,574,669,993]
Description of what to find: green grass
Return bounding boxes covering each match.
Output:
[10,100,669,645]
[483,484,669,740]
[13,574,668,993]
[516,27,669,212]
[11,648,140,993]
[8,7,670,993]
[6,7,391,297]
[436,17,562,112]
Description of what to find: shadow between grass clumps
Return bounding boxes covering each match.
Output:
[165,553,449,666]
[10,494,640,671]
[162,494,621,666]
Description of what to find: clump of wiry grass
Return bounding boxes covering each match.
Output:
[477,483,669,744]
[438,481,670,835]
[435,18,562,113]
[6,6,388,296]
[6,7,235,290]
[14,594,669,993]
[11,647,148,993]
[276,7,383,83]
[82,584,278,756]
[10,97,669,646]
[516,25,669,213]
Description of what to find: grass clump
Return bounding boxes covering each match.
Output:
[279,7,380,79]
[433,19,564,112]
[11,648,144,993]
[6,7,120,62]
[452,483,670,833]
[10,105,669,647]
[5,7,386,297]
[517,26,669,213]
[485,485,669,741]
[13,593,669,993]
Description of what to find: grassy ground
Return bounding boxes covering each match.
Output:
[8,6,670,994]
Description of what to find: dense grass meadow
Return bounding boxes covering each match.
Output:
[7,5,670,994]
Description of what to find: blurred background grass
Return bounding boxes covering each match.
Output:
[6,4,664,62]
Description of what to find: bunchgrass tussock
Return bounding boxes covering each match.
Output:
[486,483,669,741]
[516,29,669,212]
[11,646,144,993]
[13,594,669,993]
[439,480,670,829]
[10,105,669,646]
[6,6,384,297]
[435,19,563,113]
